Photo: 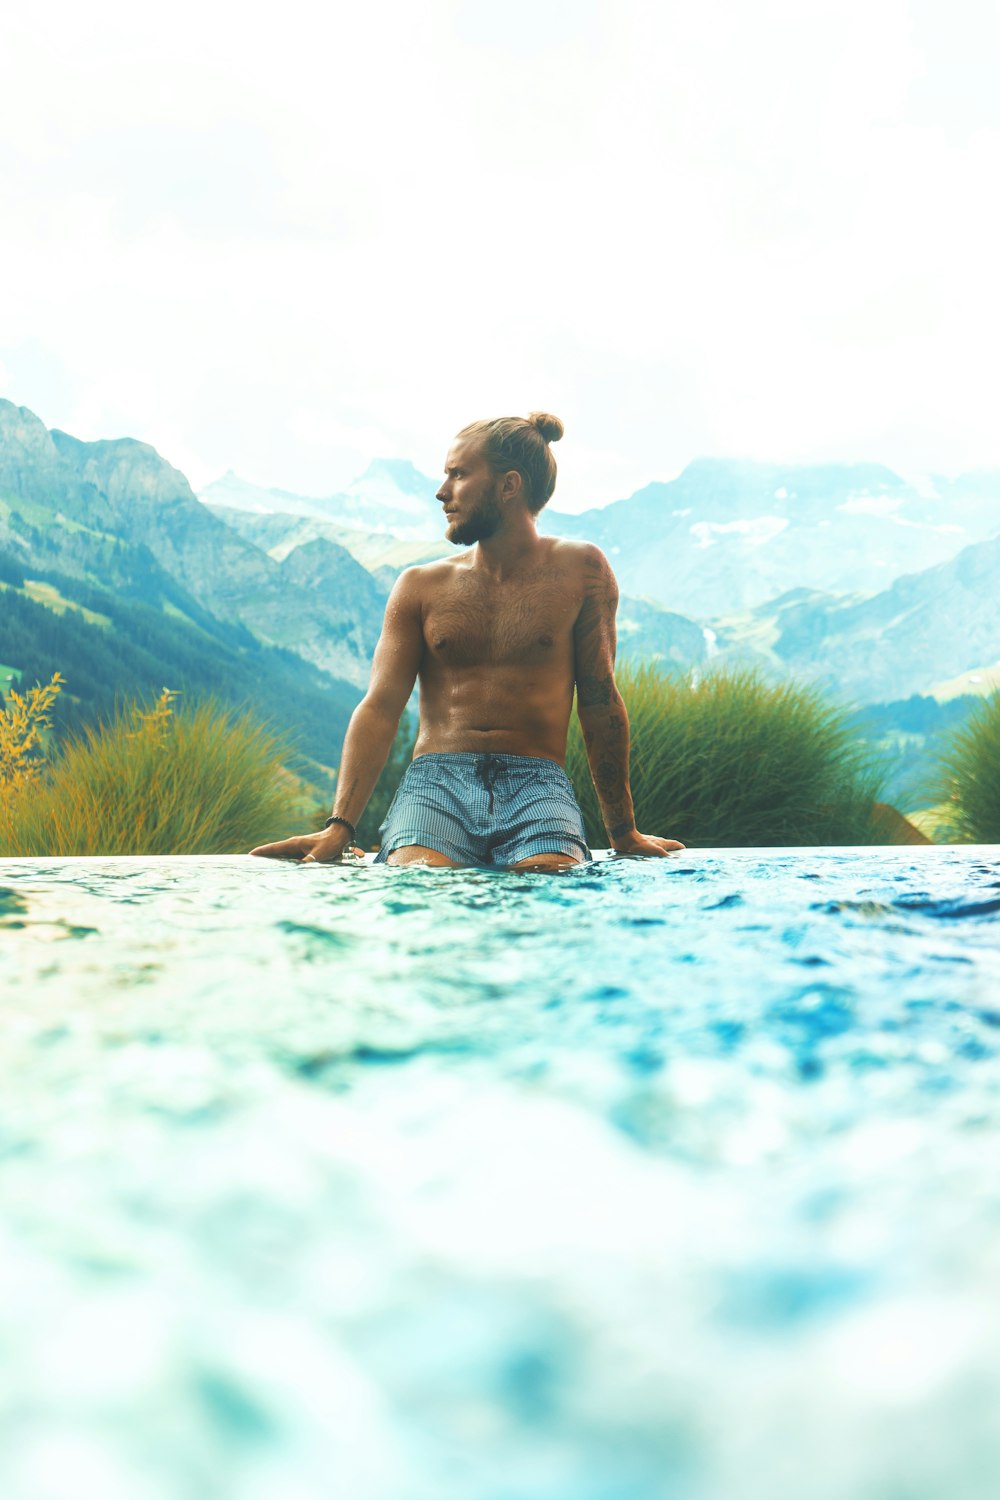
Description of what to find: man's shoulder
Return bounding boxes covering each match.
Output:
[391,555,465,593]
[540,535,614,577]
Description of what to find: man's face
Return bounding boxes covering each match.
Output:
[436,440,503,546]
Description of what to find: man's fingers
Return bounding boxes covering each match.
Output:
[250,836,316,860]
[615,834,687,858]
[250,832,360,863]
[303,836,359,864]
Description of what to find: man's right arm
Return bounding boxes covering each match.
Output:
[250,570,425,861]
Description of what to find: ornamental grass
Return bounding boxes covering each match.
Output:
[566,663,893,848]
[925,690,1000,844]
[0,672,63,796]
[0,683,299,855]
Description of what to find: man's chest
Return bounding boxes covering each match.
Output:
[422,577,579,668]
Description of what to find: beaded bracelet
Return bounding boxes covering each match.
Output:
[323,814,357,841]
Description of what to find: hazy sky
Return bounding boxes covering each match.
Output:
[2,0,998,510]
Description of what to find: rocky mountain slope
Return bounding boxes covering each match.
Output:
[0,401,384,689]
[713,531,1000,703]
[206,506,451,592]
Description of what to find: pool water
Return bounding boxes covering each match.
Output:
[2,847,1000,1500]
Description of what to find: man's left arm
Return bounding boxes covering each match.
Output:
[573,546,685,857]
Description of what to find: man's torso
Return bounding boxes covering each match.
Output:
[409,536,588,764]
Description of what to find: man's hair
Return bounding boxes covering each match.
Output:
[456,412,564,514]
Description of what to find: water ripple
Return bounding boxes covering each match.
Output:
[1,847,999,1500]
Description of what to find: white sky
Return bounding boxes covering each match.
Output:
[2,0,999,511]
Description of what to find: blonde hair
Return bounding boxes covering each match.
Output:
[456,411,564,514]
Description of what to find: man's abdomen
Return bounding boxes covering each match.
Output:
[414,663,575,762]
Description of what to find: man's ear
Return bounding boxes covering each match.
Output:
[501,469,524,503]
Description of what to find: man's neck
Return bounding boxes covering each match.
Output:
[473,511,542,579]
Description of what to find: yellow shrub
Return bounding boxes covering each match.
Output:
[0,672,64,796]
[1,687,300,856]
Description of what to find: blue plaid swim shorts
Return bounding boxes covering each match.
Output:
[373,752,591,867]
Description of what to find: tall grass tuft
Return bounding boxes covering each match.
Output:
[0,672,63,795]
[0,688,300,855]
[566,663,891,847]
[925,690,1000,844]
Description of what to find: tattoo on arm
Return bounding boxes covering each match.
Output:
[573,549,619,704]
[576,671,613,709]
[596,757,619,791]
[335,777,359,817]
[573,549,635,836]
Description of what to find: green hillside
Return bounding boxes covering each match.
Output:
[0,402,386,692]
[845,694,983,812]
[0,552,359,778]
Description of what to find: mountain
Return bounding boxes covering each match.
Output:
[545,459,1000,616]
[711,531,1000,703]
[191,470,322,518]
[199,458,443,541]
[273,538,387,673]
[0,550,359,767]
[202,454,1000,622]
[208,505,710,673]
[0,401,385,689]
[6,398,995,727]
[616,597,709,671]
[204,506,451,580]
[843,692,985,811]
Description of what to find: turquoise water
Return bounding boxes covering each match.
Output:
[2,847,1000,1500]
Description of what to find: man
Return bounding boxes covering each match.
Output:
[251,412,683,869]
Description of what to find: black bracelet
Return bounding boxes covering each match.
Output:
[323,814,357,840]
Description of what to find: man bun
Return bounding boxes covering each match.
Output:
[528,412,564,444]
[455,412,564,513]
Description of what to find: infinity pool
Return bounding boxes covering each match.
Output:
[2,848,1000,1500]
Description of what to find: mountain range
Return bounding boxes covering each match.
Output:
[202,452,1000,706]
[2,400,998,778]
[0,401,384,692]
[202,456,1000,620]
[201,459,442,541]
[549,459,1000,615]
[716,531,1000,703]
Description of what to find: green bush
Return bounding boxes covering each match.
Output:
[926,690,1000,843]
[566,663,890,847]
[0,690,300,855]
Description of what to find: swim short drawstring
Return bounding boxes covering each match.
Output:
[475,754,502,815]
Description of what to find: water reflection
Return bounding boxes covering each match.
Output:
[0,848,999,1500]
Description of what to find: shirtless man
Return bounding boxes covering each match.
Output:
[251,412,683,869]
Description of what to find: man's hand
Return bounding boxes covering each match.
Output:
[249,825,361,863]
[610,830,686,857]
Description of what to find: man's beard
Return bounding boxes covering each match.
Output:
[447,485,503,546]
